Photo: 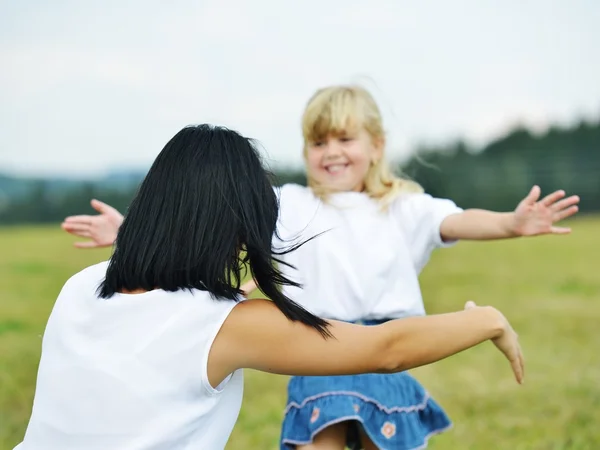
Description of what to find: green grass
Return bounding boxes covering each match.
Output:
[1,218,599,449]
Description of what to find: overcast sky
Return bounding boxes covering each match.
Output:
[1,0,599,178]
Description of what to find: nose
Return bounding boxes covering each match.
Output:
[322,140,342,160]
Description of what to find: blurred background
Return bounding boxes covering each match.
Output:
[1,1,599,449]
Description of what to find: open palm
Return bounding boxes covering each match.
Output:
[512,186,579,236]
[61,199,124,248]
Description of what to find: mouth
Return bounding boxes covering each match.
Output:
[324,163,349,174]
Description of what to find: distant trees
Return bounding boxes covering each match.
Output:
[402,119,600,212]
[1,118,598,225]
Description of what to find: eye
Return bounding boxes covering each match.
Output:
[339,136,354,143]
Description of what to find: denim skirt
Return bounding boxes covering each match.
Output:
[279,319,451,450]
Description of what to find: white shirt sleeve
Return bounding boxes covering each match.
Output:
[392,193,463,273]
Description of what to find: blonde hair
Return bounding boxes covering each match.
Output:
[301,85,422,209]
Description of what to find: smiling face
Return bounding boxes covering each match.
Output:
[302,86,385,195]
[301,85,423,205]
[305,128,381,192]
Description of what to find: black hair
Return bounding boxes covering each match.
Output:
[98,124,331,337]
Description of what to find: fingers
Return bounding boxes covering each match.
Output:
[543,192,579,230]
[519,348,525,379]
[550,226,572,234]
[541,191,580,221]
[550,195,580,211]
[464,300,476,310]
[551,194,579,223]
[61,223,92,238]
[540,189,565,207]
[62,215,93,225]
[554,205,579,223]
[65,229,92,239]
[510,346,525,384]
[523,185,541,205]
[61,222,92,234]
[63,200,119,225]
[91,199,117,214]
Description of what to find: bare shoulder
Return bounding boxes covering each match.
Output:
[207,298,312,385]
[221,298,308,338]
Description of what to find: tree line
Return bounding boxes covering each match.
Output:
[1,118,598,225]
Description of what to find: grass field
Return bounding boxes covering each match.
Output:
[1,218,599,449]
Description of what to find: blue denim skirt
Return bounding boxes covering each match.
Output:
[279,320,452,450]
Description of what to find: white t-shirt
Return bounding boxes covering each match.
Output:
[15,262,243,450]
[273,184,463,321]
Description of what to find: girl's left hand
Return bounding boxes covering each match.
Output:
[512,185,580,236]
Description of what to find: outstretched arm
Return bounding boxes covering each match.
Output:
[209,300,523,388]
[61,199,123,248]
[440,186,579,241]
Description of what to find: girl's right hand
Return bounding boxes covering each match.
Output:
[61,199,123,249]
[465,300,524,384]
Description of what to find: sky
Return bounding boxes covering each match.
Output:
[1,0,599,178]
